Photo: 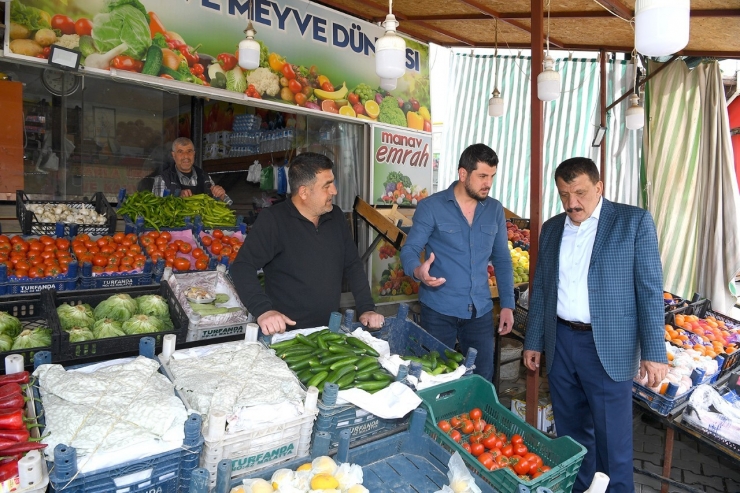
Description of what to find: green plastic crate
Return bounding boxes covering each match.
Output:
[417,375,586,493]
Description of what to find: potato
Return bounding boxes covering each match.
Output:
[9,39,43,57]
[34,28,57,47]
[9,23,31,40]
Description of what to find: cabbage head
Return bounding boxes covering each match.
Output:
[94,294,138,323]
[12,327,51,350]
[68,326,95,343]
[0,312,22,338]
[136,295,170,319]
[92,318,126,339]
[57,303,95,331]
[122,314,163,335]
[92,4,151,59]
[0,334,13,352]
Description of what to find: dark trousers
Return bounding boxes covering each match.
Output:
[419,303,495,380]
[549,321,634,493]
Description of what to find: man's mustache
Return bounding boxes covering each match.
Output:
[566,207,583,213]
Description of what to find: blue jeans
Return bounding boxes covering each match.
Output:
[419,303,495,380]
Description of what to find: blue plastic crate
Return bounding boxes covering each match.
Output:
[212,408,496,493]
[0,291,58,373]
[631,364,715,417]
[32,340,204,493]
[79,259,157,290]
[0,261,79,296]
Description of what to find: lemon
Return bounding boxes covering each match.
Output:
[347,485,370,493]
[339,105,356,117]
[311,473,340,489]
[364,100,380,118]
[356,114,376,121]
[247,478,274,493]
[296,462,312,472]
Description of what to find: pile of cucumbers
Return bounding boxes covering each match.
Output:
[403,349,465,375]
[270,329,395,394]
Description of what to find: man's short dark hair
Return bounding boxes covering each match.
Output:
[459,143,499,174]
[555,157,600,185]
[288,152,334,190]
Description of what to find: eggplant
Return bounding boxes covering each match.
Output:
[198,53,215,67]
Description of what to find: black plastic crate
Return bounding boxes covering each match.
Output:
[17,190,117,236]
[507,217,531,230]
[0,291,57,373]
[46,281,188,364]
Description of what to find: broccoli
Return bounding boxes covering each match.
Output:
[384,171,411,189]
[378,96,406,127]
[353,83,376,104]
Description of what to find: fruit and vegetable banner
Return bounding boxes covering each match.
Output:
[368,124,431,304]
[4,0,431,130]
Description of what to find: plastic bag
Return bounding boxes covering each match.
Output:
[434,452,482,493]
[260,165,274,191]
[683,385,740,446]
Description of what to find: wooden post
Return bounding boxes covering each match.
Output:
[600,50,607,186]
[525,0,544,428]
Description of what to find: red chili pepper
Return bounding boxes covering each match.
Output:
[217,53,238,71]
[0,409,25,430]
[0,394,24,411]
[0,384,23,399]
[0,373,29,386]
[0,455,22,466]
[0,460,18,482]
[0,442,47,455]
[0,430,29,443]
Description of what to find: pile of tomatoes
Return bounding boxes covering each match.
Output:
[72,232,147,274]
[0,234,73,279]
[437,408,551,480]
[139,231,208,272]
[199,230,242,265]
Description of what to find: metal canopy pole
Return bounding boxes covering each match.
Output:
[525,0,544,428]
[600,50,607,186]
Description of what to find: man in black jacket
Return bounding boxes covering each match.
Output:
[152,137,232,205]
[230,152,384,334]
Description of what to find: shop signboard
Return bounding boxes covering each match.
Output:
[368,123,432,304]
[3,0,431,131]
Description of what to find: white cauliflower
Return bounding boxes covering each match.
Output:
[54,34,80,50]
[246,67,280,97]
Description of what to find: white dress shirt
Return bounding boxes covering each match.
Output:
[557,197,603,323]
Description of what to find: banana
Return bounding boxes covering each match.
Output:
[314,82,348,101]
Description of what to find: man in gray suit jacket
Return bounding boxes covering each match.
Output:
[523,157,668,493]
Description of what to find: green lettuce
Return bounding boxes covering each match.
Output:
[94,294,138,323]
[0,334,13,352]
[12,327,51,350]
[68,327,95,343]
[57,303,95,331]
[10,2,50,32]
[135,295,173,330]
[92,318,126,339]
[0,312,22,339]
[122,314,164,335]
[92,4,151,59]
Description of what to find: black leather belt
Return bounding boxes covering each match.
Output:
[557,316,592,331]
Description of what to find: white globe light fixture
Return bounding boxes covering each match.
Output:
[376,1,406,90]
[238,21,260,70]
[635,0,690,57]
[537,0,560,102]
[488,89,504,117]
[625,94,645,130]
[537,55,561,101]
[488,19,505,118]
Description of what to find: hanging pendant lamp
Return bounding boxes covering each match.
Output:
[488,20,505,117]
[635,0,690,57]
[376,0,406,90]
[625,59,644,130]
[238,21,261,70]
[537,0,560,102]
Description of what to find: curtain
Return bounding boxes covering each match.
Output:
[440,53,642,220]
[645,60,740,312]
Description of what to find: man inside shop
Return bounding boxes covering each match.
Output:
[152,137,233,205]
[230,152,385,334]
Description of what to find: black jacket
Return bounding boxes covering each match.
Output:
[230,199,375,329]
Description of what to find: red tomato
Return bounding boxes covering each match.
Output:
[191,248,205,259]
[437,420,451,433]
[461,442,471,453]
[44,265,61,277]
[195,258,209,270]
[288,79,302,94]
[460,419,474,435]
[178,242,192,254]
[512,456,532,476]
[210,243,223,255]
[201,235,212,246]
[470,443,485,457]
[55,238,70,250]
[134,258,147,269]
[92,255,108,267]
[321,81,335,92]
[501,444,514,457]
[38,235,54,245]
[449,430,461,443]
[513,442,528,456]
[74,17,93,36]
[469,408,482,421]
[28,265,46,278]
[212,229,224,239]
[511,434,524,445]
[449,417,462,429]
[173,257,191,271]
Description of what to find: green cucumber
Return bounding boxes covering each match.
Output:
[356,356,379,370]
[327,344,357,355]
[355,380,392,392]
[337,371,356,389]
[295,333,317,348]
[445,349,465,363]
[317,337,329,350]
[307,371,329,389]
[141,45,163,76]
[310,364,331,373]
[307,357,322,367]
[372,372,394,382]
[431,366,447,376]
[270,338,298,350]
[284,352,314,365]
[320,333,345,342]
[327,364,355,383]
[446,360,459,371]
[346,337,380,357]
[321,353,354,365]
[329,357,359,371]
[297,368,313,382]
[289,358,312,371]
[159,66,188,81]
[355,366,380,380]
[308,329,329,340]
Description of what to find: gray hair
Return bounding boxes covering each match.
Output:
[172,137,194,151]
